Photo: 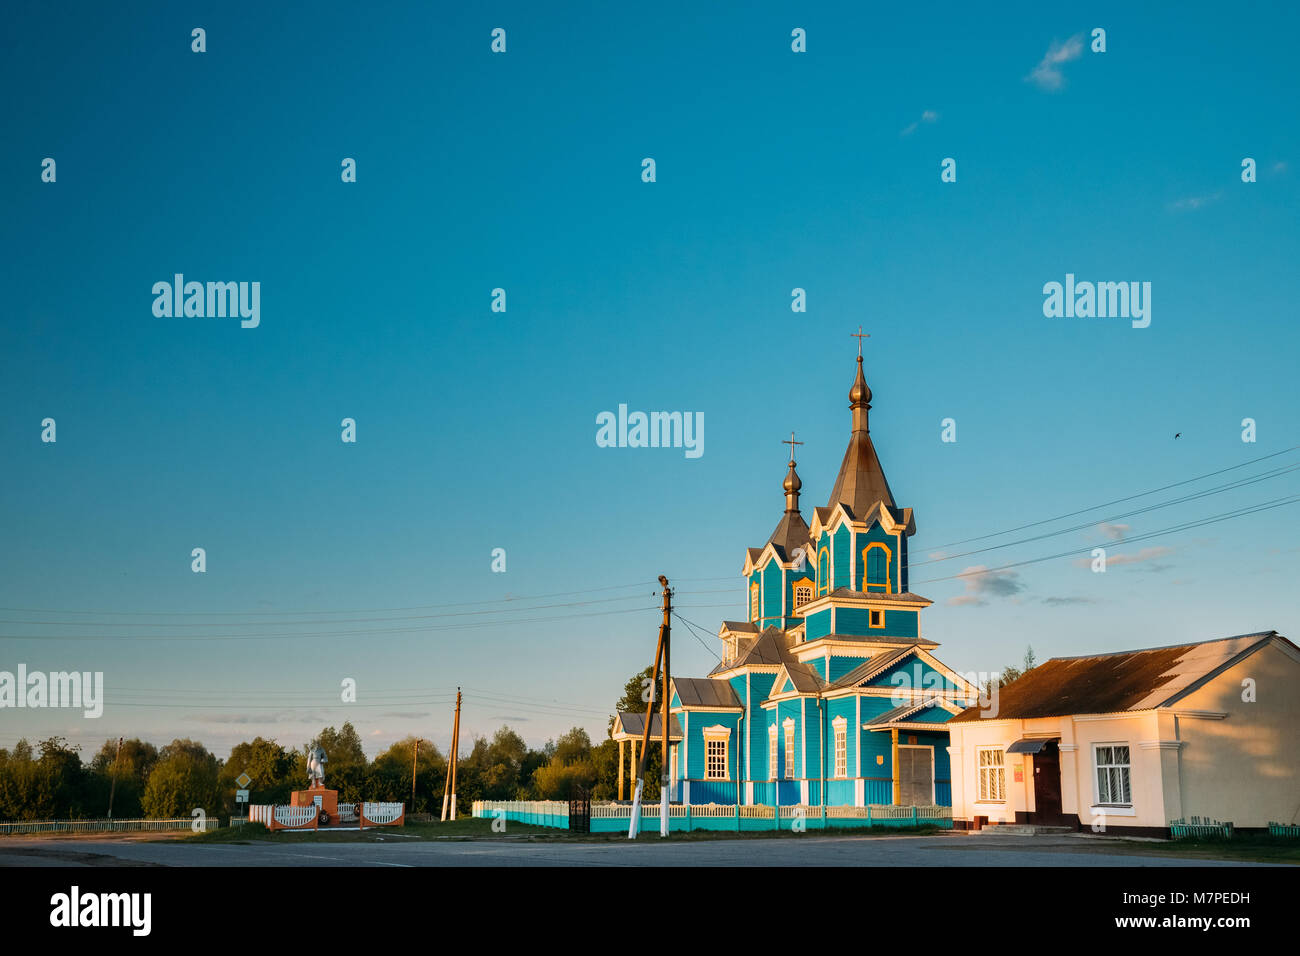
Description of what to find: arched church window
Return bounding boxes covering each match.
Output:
[862,543,892,593]
[750,581,760,622]
[817,548,830,596]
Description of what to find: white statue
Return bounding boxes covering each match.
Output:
[307,745,327,788]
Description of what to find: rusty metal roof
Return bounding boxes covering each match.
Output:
[949,631,1286,722]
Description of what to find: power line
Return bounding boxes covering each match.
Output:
[672,612,723,661]
[911,494,1300,586]
[0,579,660,617]
[912,461,1300,568]
[923,445,1299,551]
[0,605,661,642]
[0,591,656,628]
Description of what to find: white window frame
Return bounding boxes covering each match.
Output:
[977,747,1005,802]
[703,725,730,781]
[768,724,778,780]
[832,716,848,779]
[1093,743,1132,807]
[783,718,796,780]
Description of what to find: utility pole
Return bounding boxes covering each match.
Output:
[411,738,419,809]
[450,688,461,820]
[441,688,462,821]
[106,736,123,819]
[629,576,671,839]
[660,576,670,838]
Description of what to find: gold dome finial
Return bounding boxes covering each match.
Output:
[782,432,803,511]
[849,327,872,407]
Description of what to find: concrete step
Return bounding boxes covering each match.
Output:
[979,824,1075,836]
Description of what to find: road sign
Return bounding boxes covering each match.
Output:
[235,772,252,789]
[236,789,249,803]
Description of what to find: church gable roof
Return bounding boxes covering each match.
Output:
[768,659,826,697]
[949,631,1288,722]
[613,711,683,740]
[830,646,917,689]
[672,677,743,710]
[708,627,792,677]
[863,698,962,727]
[766,510,812,563]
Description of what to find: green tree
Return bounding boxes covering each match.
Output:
[37,737,92,818]
[980,645,1038,699]
[141,739,220,818]
[455,726,529,811]
[599,668,664,799]
[608,665,656,734]
[90,738,159,819]
[0,739,55,820]
[368,737,446,813]
[219,737,295,812]
[532,726,597,799]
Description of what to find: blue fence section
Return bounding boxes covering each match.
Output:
[474,801,952,834]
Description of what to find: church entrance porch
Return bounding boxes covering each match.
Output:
[898,745,935,806]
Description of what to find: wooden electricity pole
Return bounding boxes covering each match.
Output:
[629,576,671,839]
[450,688,461,820]
[106,736,123,819]
[411,738,419,808]
[441,689,462,822]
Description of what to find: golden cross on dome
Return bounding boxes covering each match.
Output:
[851,326,870,357]
[783,431,803,462]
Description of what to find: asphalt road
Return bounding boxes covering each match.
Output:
[0,831,1266,867]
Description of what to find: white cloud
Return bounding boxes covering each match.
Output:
[1027,35,1084,91]
[1073,545,1175,569]
[1099,522,1129,541]
[901,109,940,136]
[946,565,1026,606]
[1169,192,1222,212]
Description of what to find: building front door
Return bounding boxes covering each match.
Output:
[1030,742,1064,825]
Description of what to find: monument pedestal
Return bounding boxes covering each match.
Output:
[290,785,339,825]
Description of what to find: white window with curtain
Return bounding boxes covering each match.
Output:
[1094,744,1132,805]
[833,717,848,779]
[783,718,796,780]
[768,724,778,780]
[977,747,1005,802]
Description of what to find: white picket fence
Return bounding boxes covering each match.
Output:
[273,805,319,828]
[362,802,404,825]
[0,817,221,835]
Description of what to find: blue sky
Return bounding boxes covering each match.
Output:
[2,2,1298,759]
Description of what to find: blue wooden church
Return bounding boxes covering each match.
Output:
[642,347,978,808]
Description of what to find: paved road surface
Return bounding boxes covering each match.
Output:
[0,832,1265,867]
